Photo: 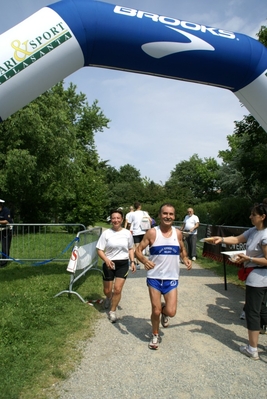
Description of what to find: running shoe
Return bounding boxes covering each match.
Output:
[148,334,160,350]
[239,310,246,320]
[239,345,259,360]
[161,303,169,328]
[192,257,196,261]
[135,263,140,270]
[108,311,117,323]
[103,297,111,310]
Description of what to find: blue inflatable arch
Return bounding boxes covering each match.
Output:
[0,0,267,131]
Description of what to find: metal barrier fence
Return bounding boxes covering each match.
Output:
[4,223,86,264]
[55,227,103,303]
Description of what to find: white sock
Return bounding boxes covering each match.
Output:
[248,345,257,352]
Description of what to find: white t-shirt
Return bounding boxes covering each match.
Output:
[243,227,267,287]
[125,211,134,225]
[131,210,150,236]
[96,228,134,260]
[183,214,199,235]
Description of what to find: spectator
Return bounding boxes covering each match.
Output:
[211,202,267,360]
[96,209,136,323]
[130,201,151,269]
[151,218,157,227]
[135,203,192,349]
[124,206,134,229]
[0,199,13,268]
[181,207,199,261]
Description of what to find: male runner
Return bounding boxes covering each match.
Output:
[136,203,192,349]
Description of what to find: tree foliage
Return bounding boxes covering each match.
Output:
[257,25,267,46]
[215,26,267,205]
[0,82,110,225]
[1,26,267,228]
[218,115,267,201]
[165,154,220,204]
[100,162,165,218]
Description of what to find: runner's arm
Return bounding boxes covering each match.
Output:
[177,229,192,270]
[135,229,156,270]
[129,247,136,272]
[97,249,114,269]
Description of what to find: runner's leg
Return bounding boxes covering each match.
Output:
[163,287,178,318]
[103,280,113,299]
[110,277,126,311]
[148,285,162,333]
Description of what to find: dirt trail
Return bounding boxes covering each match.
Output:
[52,262,267,399]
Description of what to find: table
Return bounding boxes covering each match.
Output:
[221,250,246,290]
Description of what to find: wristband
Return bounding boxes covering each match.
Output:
[221,237,224,243]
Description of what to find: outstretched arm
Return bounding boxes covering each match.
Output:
[211,234,246,245]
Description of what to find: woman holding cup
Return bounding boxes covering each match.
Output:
[211,202,267,360]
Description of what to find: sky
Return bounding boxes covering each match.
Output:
[1,0,267,184]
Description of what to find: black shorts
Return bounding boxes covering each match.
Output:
[103,259,129,281]
[133,234,145,244]
[245,285,267,330]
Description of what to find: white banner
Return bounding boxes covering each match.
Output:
[77,242,97,270]
[0,7,84,120]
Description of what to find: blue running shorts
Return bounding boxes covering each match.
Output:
[147,278,178,295]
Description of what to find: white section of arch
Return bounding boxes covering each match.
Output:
[234,71,267,131]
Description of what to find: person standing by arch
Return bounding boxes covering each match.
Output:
[0,199,13,268]
[212,202,267,360]
[181,207,199,261]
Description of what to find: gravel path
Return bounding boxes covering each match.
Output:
[52,262,267,398]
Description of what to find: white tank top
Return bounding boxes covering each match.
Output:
[148,226,180,280]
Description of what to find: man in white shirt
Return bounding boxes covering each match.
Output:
[124,206,134,229]
[131,201,151,269]
[181,208,199,261]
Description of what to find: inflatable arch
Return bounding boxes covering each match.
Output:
[0,0,267,131]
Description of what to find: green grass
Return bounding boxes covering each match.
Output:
[0,259,104,399]
[10,227,101,263]
[95,221,110,229]
[0,232,244,399]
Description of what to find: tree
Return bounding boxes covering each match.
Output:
[102,164,143,213]
[0,82,110,225]
[215,26,267,203]
[117,164,142,183]
[218,113,267,201]
[257,25,267,46]
[165,154,220,203]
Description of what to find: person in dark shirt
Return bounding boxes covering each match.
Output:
[0,199,13,268]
